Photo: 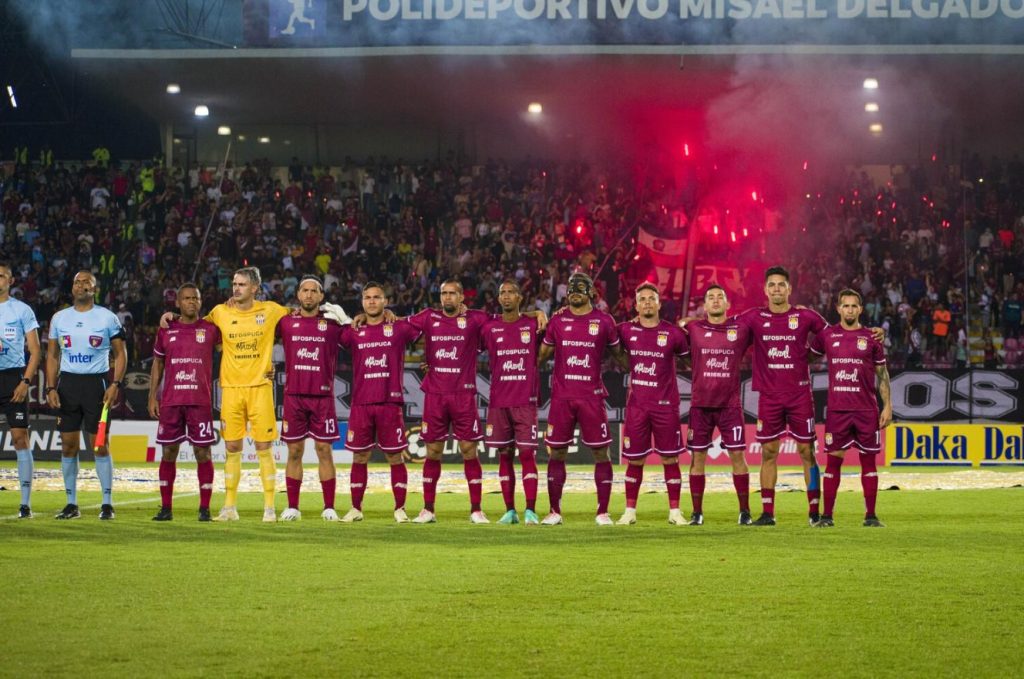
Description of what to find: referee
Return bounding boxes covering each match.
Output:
[0,262,42,518]
[45,271,127,520]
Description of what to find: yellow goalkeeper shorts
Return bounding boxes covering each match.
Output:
[220,384,277,443]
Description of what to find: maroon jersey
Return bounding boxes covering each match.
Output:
[340,320,421,405]
[153,319,220,408]
[408,308,488,394]
[280,315,344,397]
[810,326,886,412]
[543,308,619,400]
[480,314,539,408]
[685,319,751,408]
[736,306,827,395]
[617,320,688,409]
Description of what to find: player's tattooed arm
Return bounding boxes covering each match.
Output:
[537,342,553,367]
[876,364,893,429]
[608,343,629,371]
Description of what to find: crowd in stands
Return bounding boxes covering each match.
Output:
[2,147,1022,372]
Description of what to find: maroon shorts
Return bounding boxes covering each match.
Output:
[688,406,746,451]
[485,406,538,450]
[281,395,339,442]
[157,405,216,446]
[622,406,683,458]
[545,398,610,449]
[756,391,815,442]
[346,403,408,452]
[824,409,881,454]
[421,392,483,443]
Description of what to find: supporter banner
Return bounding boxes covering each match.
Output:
[886,423,1024,467]
[690,262,766,309]
[244,0,1024,48]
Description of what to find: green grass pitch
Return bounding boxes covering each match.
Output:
[2,472,1022,677]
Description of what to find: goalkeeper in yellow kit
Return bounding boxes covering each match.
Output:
[162,266,350,521]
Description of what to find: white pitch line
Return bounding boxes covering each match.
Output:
[1,492,198,521]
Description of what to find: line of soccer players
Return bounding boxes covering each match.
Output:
[6,264,892,528]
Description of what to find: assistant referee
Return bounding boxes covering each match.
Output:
[46,270,127,520]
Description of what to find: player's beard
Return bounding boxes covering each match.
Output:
[442,303,457,314]
[569,296,587,308]
[366,309,383,320]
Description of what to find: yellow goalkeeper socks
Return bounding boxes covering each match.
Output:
[258,450,276,509]
[224,451,242,507]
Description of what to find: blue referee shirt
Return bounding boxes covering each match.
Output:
[48,306,123,375]
[0,298,40,370]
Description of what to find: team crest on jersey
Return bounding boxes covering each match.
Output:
[282,421,288,433]
[825,433,833,445]
[318,319,328,333]
[347,429,354,442]
[457,317,467,329]
[89,335,103,348]
[422,423,428,434]
[623,436,631,449]
[520,330,531,344]
[62,335,72,348]
[486,424,493,437]
[588,321,600,336]
[546,424,553,436]
[727,329,738,342]
[657,332,668,347]
[857,337,868,351]
[158,425,164,436]
[788,315,799,330]
[255,313,266,326]
[383,324,394,337]
[195,329,206,344]
[687,428,694,441]
[756,419,763,431]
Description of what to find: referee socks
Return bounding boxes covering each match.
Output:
[94,455,114,505]
[16,449,33,506]
[61,455,80,505]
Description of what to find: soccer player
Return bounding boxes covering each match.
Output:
[683,285,754,526]
[810,289,892,528]
[201,267,296,522]
[46,270,127,520]
[407,280,492,524]
[0,262,42,518]
[479,280,542,526]
[148,283,220,521]
[537,272,627,525]
[615,283,689,526]
[734,266,828,526]
[279,276,347,522]
[338,282,421,523]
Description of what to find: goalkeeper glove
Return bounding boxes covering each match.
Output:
[319,302,352,325]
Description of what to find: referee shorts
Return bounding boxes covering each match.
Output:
[221,383,277,443]
[0,368,29,429]
[56,372,107,434]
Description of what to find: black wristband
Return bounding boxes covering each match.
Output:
[21,378,30,385]
[45,386,56,393]
[113,380,125,389]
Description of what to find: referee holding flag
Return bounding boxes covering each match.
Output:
[46,271,127,520]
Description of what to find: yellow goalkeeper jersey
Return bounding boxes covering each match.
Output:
[205,300,290,388]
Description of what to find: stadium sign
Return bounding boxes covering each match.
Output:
[246,0,1024,48]
[886,423,1024,467]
